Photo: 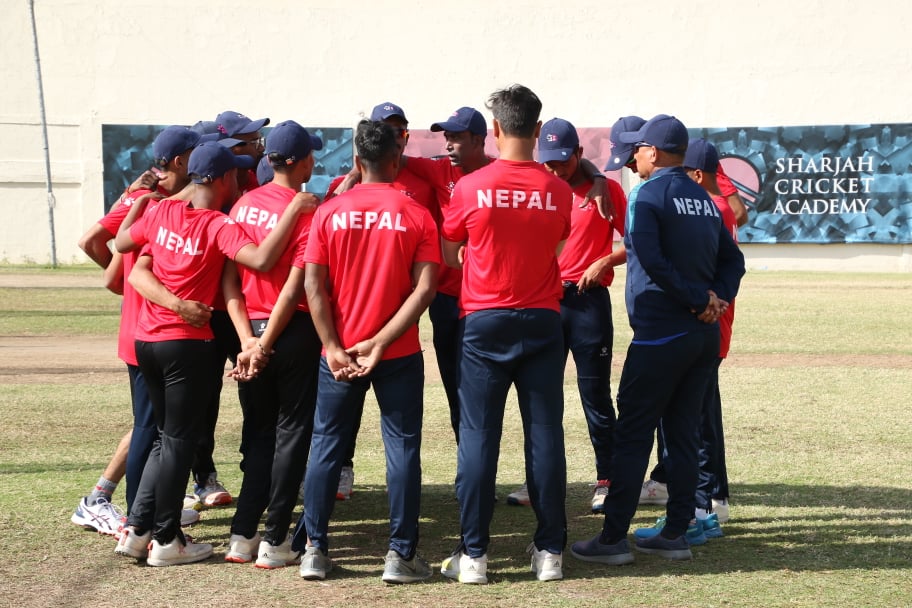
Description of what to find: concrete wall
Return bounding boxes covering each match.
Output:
[3,0,911,269]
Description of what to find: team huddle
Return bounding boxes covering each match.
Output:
[71,83,745,584]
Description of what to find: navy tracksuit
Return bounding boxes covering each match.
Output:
[599,167,744,541]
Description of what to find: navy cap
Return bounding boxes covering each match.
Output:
[370,102,408,123]
[430,106,487,136]
[683,138,719,173]
[618,114,689,153]
[188,141,255,184]
[265,120,323,165]
[603,115,646,170]
[256,156,274,185]
[190,120,230,144]
[538,118,579,163]
[215,110,271,137]
[152,126,202,167]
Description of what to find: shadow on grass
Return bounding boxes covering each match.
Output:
[192,480,912,582]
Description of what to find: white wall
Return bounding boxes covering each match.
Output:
[3,0,911,267]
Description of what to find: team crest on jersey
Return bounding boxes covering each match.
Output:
[222,217,236,225]
[447,181,456,194]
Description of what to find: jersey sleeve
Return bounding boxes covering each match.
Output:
[323,175,346,201]
[214,216,256,260]
[716,164,737,198]
[414,208,442,264]
[441,180,469,243]
[303,208,329,265]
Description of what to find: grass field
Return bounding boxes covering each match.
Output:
[0,266,909,607]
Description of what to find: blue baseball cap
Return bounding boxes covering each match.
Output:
[215,110,271,137]
[683,138,720,173]
[538,118,579,163]
[265,120,323,165]
[603,115,646,170]
[191,119,238,146]
[370,102,408,123]
[430,106,487,136]
[256,156,274,185]
[152,126,202,167]
[188,141,255,184]
[618,114,689,154]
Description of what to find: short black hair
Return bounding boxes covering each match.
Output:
[486,84,542,138]
[355,120,399,171]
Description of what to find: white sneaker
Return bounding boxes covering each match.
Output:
[441,550,487,584]
[527,543,563,581]
[114,527,151,559]
[194,474,232,507]
[180,508,200,527]
[591,480,611,513]
[147,536,213,567]
[638,480,668,505]
[255,537,301,569]
[225,532,261,563]
[507,483,530,506]
[299,545,333,580]
[712,498,730,523]
[336,466,354,501]
[71,497,125,537]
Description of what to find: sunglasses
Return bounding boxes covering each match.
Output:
[233,137,265,148]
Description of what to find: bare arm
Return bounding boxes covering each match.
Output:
[578,158,613,221]
[727,192,749,227]
[128,254,212,328]
[114,192,162,253]
[78,223,116,269]
[234,192,319,272]
[221,260,254,350]
[230,265,306,381]
[345,260,438,377]
[103,251,125,295]
[442,238,464,269]
[305,262,359,380]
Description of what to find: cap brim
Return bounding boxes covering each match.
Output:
[310,135,324,152]
[617,128,646,145]
[603,145,635,171]
[233,117,270,136]
[430,120,466,133]
[538,148,576,163]
[198,133,221,144]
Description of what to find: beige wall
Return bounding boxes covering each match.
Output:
[3,0,911,268]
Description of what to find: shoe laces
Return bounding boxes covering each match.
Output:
[94,498,126,520]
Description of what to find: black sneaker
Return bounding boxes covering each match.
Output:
[634,533,693,560]
[570,536,634,565]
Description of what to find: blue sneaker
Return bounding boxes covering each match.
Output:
[570,536,634,565]
[634,517,707,546]
[634,533,693,560]
[699,513,724,539]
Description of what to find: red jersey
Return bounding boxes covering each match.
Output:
[128,199,254,342]
[325,165,437,221]
[304,182,440,360]
[229,183,312,318]
[558,178,627,286]
[99,186,168,365]
[717,164,737,198]
[401,156,470,297]
[442,159,572,314]
[712,193,738,358]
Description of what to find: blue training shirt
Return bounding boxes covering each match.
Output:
[624,166,745,341]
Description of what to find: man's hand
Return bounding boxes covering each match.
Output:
[174,300,213,328]
[332,170,362,198]
[289,191,321,215]
[129,170,160,194]
[326,345,362,382]
[344,338,386,378]
[577,259,610,291]
[581,177,614,222]
[697,290,729,323]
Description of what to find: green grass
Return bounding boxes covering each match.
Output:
[0,267,910,607]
